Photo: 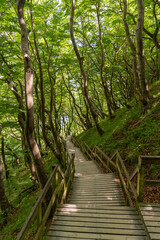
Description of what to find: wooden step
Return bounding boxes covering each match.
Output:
[45,141,147,240]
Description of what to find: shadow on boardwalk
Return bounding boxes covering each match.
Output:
[46,138,147,240]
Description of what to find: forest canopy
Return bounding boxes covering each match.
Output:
[0,0,160,238]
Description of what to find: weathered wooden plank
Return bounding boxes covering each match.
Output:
[68,201,125,205]
[150,233,160,240]
[56,211,141,219]
[147,227,160,233]
[53,215,143,224]
[51,220,144,230]
[139,206,160,211]
[141,211,160,216]
[49,225,146,236]
[70,191,123,195]
[143,216,160,221]
[144,180,160,186]
[57,208,138,215]
[46,237,89,240]
[145,221,160,227]
[140,155,160,165]
[69,189,123,195]
[71,188,122,191]
[47,231,147,240]
[62,204,136,210]
[68,199,125,202]
[69,196,124,201]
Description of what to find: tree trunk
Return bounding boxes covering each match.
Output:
[0,127,9,179]
[96,3,113,118]
[16,0,50,192]
[30,7,62,164]
[0,155,11,215]
[2,52,38,182]
[70,0,104,136]
[123,0,140,99]
[136,0,151,105]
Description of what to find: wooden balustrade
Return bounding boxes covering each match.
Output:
[137,155,160,202]
[72,137,160,206]
[16,152,75,240]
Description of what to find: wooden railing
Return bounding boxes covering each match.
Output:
[137,155,160,202]
[16,152,75,240]
[72,137,160,206]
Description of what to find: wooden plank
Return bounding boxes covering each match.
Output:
[143,216,160,221]
[49,225,146,236]
[62,204,136,210]
[69,194,124,199]
[150,233,160,240]
[53,215,143,224]
[140,221,160,227]
[72,186,122,189]
[141,211,160,216]
[56,212,141,220]
[68,201,125,204]
[47,231,146,239]
[144,180,160,186]
[46,237,89,240]
[140,155,160,165]
[57,208,138,215]
[52,220,144,230]
[147,227,160,233]
[70,191,123,195]
[140,207,160,212]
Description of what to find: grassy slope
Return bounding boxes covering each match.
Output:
[0,152,58,240]
[78,82,160,164]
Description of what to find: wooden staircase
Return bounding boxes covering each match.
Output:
[46,139,147,240]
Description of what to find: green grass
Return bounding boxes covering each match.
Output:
[0,152,58,240]
[78,82,160,163]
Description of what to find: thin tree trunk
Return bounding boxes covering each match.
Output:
[96,3,113,118]
[123,0,140,99]
[0,127,9,179]
[70,0,104,136]
[1,54,38,182]
[136,0,151,105]
[16,0,50,193]
[0,155,11,215]
[30,7,62,163]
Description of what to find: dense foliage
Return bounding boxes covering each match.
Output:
[0,0,160,238]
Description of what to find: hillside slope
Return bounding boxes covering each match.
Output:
[78,82,160,163]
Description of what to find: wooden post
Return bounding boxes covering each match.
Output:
[137,156,145,202]
[55,171,59,207]
[116,153,119,166]
[126,180,130,206]
[38,204,42,225]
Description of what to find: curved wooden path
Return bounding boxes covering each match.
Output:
[46,137,147,240]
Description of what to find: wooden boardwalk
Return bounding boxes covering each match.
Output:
[139,204,160,239]
[46,138,147,240]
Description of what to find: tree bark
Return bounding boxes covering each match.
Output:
[30,9,63,164]
[96,3,113,118]
[136,0,151,105]
[123,0,140,99]
[0,155,11,214]
[70,0,104,136]
[16,0,49,191]
[1,54,38,182]
[0,127,9,179]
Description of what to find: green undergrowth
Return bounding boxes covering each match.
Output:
[78,82,160,163]
[0,152,58,240]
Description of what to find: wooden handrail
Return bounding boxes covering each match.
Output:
[16,152,75,240]
[72,137,138,206]
[72,137,160,206]
[137,155,160,202]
